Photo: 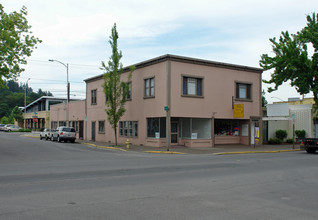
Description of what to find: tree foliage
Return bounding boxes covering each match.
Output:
[101,24,135,146]
[260,13,318,107]
[0,80,52,119]
[0,4,41,86]
[11,106,23,122]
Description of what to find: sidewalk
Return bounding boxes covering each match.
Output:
[23,133,301,155]
[78,139,301,155]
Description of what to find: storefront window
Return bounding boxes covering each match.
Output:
[180,118,211,139]
[215,119,239,136]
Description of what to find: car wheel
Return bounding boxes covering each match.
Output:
[40,135,43,140]
[71,139,75,143]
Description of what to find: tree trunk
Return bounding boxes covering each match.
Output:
[114,126,118,146]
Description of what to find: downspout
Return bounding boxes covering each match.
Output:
[166,59,171,151]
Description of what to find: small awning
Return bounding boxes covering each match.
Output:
[262,117,290,121]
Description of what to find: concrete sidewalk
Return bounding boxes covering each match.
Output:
[23,133,301,155]
[78,139,301,155]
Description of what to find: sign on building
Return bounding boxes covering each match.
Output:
[233,104,244,118]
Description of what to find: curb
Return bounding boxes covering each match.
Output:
[213,149,300,155]
[23,135,39,139]
[143,151,186,154]
[83,143,127,152]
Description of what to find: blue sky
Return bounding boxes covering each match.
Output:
[2,0,318,102]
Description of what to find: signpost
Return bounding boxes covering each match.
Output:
[292,114,296,149]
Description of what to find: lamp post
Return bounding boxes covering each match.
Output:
[49,59,69,126]
[271,96,285,102]
[24,78,30,129]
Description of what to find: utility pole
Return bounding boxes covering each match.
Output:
[24,78,30,129]
[49,59,69,126]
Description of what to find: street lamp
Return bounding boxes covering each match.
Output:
[271,96,285,102]
[24,78,30,129]
[48,59,70,126]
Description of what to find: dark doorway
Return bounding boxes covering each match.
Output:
[79,121,84,139]
[171,121,178,144]
[92,121,96,141]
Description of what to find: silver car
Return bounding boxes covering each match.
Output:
[4,124,20,132]
[51,127,76,143]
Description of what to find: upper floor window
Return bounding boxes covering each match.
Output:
[183,76,203,96]
[91,89,97,104]
[236,83,251,100]
[127,82,132,100]
[144,77,154,98]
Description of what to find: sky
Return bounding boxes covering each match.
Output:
[2,0,317,103]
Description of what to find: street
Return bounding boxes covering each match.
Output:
[1,132,318,220]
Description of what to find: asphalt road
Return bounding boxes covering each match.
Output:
[1,132,318,220]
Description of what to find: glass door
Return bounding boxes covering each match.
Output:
[171,122,178,144]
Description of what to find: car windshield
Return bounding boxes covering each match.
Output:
[62,128,75,132]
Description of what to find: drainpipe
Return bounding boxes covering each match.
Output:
[166,59,171,151]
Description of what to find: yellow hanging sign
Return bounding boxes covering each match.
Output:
[233,104,244,118]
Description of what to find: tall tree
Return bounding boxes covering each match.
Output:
[260,13,318,107]
[11,106,23,122]
[101,24,135,146]
[0,4,41,86]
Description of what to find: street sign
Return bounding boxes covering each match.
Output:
[164,106,169,111]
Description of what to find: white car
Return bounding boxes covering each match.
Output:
[4,124,21,132]
[40,128,51,140]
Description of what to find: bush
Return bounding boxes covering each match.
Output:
[286,138,293,144]
[18,128,31,132]
[295,130,306,138]
[275,130,287,141]
[268,138,282,145]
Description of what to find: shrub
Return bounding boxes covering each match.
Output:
[19,128,31,132]
[286,138,293,144]
[295,130,306,138]
[268,138,282,145]
[275,130,287,141]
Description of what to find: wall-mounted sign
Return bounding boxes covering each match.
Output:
[233,104,244,118]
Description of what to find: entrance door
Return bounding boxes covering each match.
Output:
[171,122,178,144]
[79,121,83,139]
[92,121,96,141]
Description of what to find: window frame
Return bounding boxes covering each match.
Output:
[126,82,132,100]
[235,82,252,101]
[91,89,97,105]
[119,121,138,137]
[98,120,105,134]
[144,77,155,98]
[182,75,204,97]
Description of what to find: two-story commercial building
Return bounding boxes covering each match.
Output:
[50,54,263,147]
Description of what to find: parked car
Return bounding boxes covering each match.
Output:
[3,124,21,132]
[0,124,5,131]
[51,126,76,143]
[40,128,51,140]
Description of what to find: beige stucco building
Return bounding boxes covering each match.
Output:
[50,54,263,147]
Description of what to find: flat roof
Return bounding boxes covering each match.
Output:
[84,54,263,83]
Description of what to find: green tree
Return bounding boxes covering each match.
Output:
[0,116,8,124]
[262,90,268,107]
[0,4,41,86]
[260,13,318,107]
[101,23,135,146]
[11,106,23,122]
